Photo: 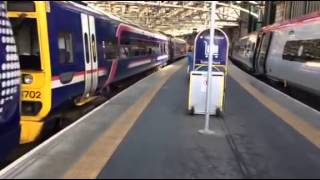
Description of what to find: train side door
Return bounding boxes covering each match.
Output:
[81,14,98,98]
[89,16,98,93]
[254,32,272,75]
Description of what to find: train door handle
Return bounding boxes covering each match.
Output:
[59,72,74,84]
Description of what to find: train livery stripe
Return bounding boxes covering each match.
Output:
[128,59,152,68]
[127,55,169,69]
[106,60,118,85]
[116,23,168,41]
[157,55,169,61]
[52,69,107,89]
[262,12,320,32]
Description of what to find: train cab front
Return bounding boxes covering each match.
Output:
[7,1,52,143]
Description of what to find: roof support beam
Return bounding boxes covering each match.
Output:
[106,1,259,18]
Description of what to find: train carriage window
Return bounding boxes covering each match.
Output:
[120,46,129,59]
[283,39,320,63]
[104,40,118,60]
[10,18,41,70]
[58,32,74,64]
[164,44,167,54]
[120,36,165,58]
[130,46,140,57]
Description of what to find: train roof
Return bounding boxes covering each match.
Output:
[262,11,320,32]
[65,1,168,40]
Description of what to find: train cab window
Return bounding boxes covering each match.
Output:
[7,1,36,12]
[58,32,74,64]
[10,18,41,70]
[103,40,118,60]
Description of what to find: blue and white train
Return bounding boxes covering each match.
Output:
[0,1,20,161]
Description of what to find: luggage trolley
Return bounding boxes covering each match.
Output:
[188,28,229,116]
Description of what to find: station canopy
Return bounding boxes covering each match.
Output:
[84,1,264,36]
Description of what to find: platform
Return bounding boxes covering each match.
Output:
[1,59,320,179]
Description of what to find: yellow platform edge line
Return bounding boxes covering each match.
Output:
[63,61,186,179]
[229,64,320,149]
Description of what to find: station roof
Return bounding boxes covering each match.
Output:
[83,1,264,36]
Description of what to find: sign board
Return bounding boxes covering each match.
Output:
[193,28,229,70]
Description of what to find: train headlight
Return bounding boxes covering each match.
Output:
[22,74,33,84]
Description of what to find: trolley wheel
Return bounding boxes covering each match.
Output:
[189,106,195,115]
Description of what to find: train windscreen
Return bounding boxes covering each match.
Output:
[10,17,41,70]
[7,1,36,12]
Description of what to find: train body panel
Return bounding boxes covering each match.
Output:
[114,24,169,82]
[48,2,87,110]
[265,20,320,96]
[0,1,20,160]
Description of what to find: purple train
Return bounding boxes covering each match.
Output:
[7,1,186,144]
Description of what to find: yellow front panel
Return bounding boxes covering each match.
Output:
[8,1,52,143]
[21,70,49,122]
[21,71,45,91]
